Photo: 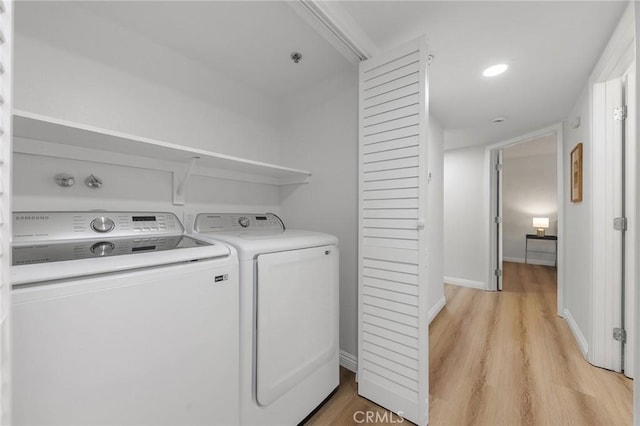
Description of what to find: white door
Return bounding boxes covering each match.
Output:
[255,246,339,406]
[358,36,429,425]
[0,2,13,423]
[591,77,629,374]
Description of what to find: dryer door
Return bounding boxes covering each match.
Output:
[255,245,338,406]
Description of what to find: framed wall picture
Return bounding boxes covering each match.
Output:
[570,143,583,202]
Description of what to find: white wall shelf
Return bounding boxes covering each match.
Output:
[13,110,311,204]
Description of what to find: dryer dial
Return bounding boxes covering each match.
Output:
[238,216,250,228]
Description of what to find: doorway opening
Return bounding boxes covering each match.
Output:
[487,124,564,315]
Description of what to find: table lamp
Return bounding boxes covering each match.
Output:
[532,217,549,237]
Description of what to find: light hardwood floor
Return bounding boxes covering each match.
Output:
[305,262,633,425]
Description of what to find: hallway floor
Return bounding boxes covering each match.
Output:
[430,262,632,425]
[306,262,633,425]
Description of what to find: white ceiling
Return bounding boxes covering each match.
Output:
[18,1,353,101]
[339,1,628,149]
[79,1,356,100]
[16,1,628,150]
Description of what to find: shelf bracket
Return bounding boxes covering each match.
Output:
[173,156,199,205]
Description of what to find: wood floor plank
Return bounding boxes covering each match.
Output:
[305,262,632,425]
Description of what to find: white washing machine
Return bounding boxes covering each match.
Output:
[12,211,240,426]
[191,213,339,425]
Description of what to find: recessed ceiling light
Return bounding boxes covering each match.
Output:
[483,64,508,77]
[491,116,507,123]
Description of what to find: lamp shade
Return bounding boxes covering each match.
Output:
[532,217,549,229]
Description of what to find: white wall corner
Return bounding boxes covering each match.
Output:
[589,1,634,85]
[339,350,358,373]
[428,296,446,324]
[563,309,589,359]
[444,276,487,291]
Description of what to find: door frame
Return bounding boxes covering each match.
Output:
[485,124,564,315]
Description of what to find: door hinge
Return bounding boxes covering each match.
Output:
[495,216,502,224]
[613,217,627,231]
[494,269,502,277]
[495,163,503,171]
[614,106,627,121]
[613,327,627,344]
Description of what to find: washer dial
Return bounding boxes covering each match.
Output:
[91,217,115,233]
[238,216,250,228]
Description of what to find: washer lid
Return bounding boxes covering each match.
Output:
[192,229,337,260]
[12,238,232,285]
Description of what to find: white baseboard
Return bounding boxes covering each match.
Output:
[444,276,486,290]
[428,296,446,323]
[339,350,357,373]
[503,256,555,267]
[563,308,588,359]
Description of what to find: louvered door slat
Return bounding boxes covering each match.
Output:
[358,37,428,426]
[364,125,419,145]
[364,146,420,163]
[363,115,421,137]
[364,94,420,118]
[363,136,419,155]
[363,350,419,380]
[360,363,418,394]
[362,50,420,83]
[363,333,419,360]
[362,314,418,338]
[363,277,418,296]
[363,104,420,128]
[363,296,419,319]
[363,323,418,348]
[363,237,418,250]
[363,209,419,219]
[363,259,418,274]
[362,246,419,264]
[363,84,420,110]
[363,178,419,192]
[363,286,418,306]
[363,157,419,173]
[362,59,420,90]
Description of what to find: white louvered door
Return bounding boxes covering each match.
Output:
[0,1,12,423]
[358,37,429,426]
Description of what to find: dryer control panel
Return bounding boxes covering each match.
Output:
[194,213,284,233]
[13,212,183,244]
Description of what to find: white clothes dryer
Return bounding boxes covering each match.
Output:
[191,213,339,425]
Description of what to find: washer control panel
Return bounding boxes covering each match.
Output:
[13,212,183,244]
[194,213,283,233]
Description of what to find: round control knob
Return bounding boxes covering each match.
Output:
[91,217,115,233]
[90,241,115,256]
[238,216,250,228]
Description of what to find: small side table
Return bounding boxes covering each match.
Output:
[525,234,558,267]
